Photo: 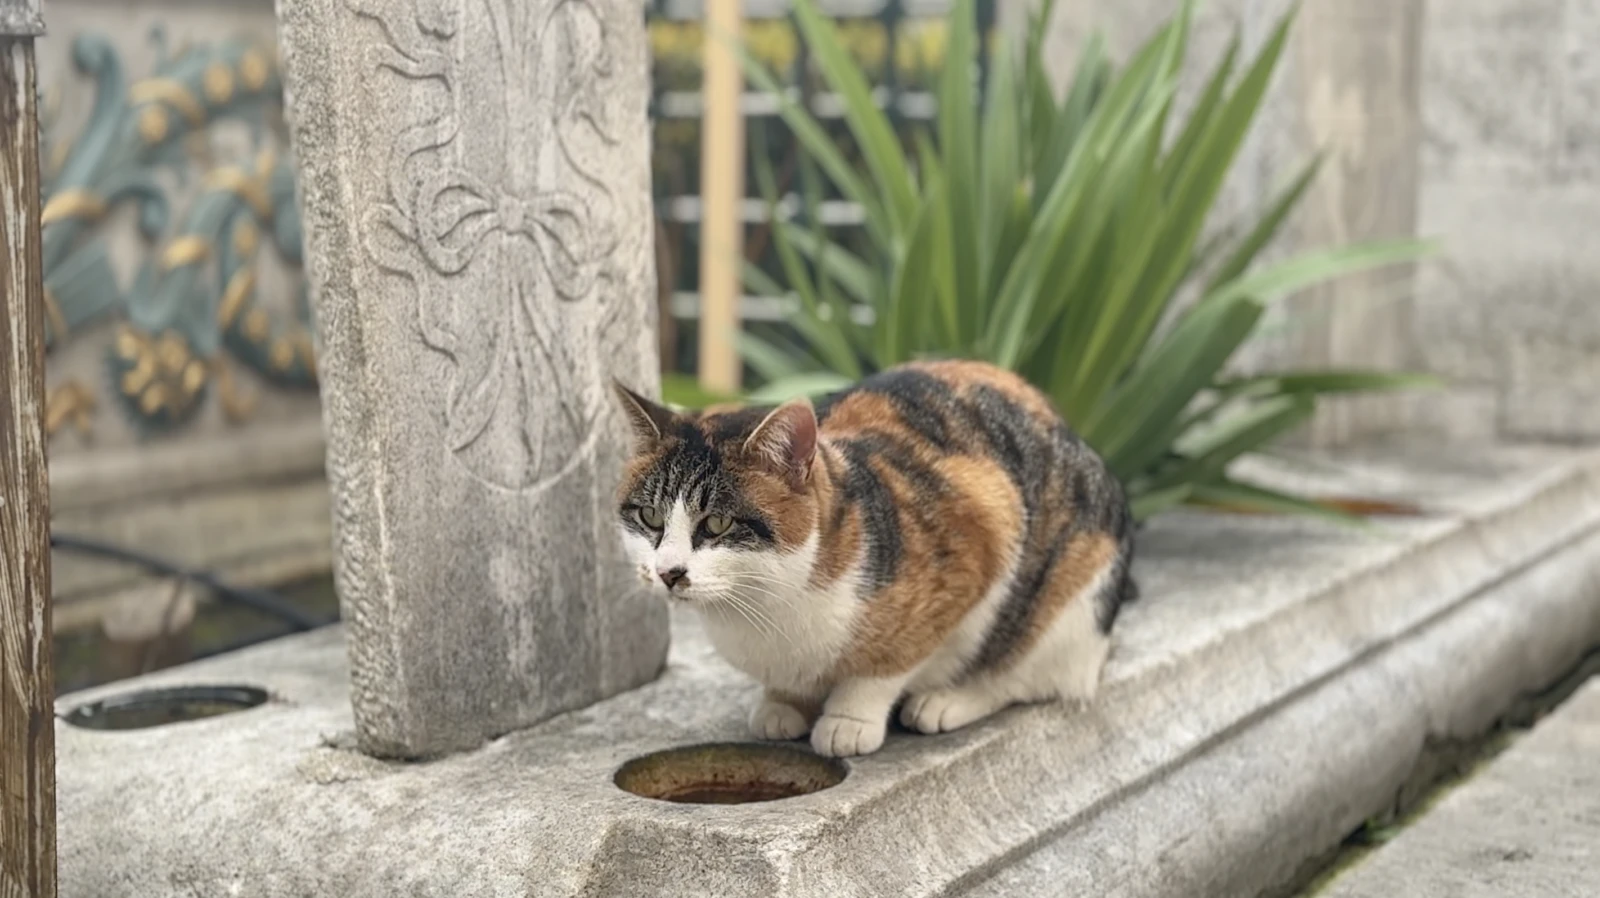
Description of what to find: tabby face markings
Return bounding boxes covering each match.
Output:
[612,402,807,607]
[619,486,806,607]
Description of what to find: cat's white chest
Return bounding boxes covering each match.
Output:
[698,573,858,696]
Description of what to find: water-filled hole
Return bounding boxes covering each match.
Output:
[61,684,269,731]
[614,742,847,804]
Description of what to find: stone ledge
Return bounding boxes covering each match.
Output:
[54,442,1600,898]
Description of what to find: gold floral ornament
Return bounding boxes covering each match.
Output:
[210,356,257,424]
[203,61,235,104]
[45,381,98,438]
[129,76,206,147]
[239,48,271,91]
[40,187,109,227]
[114,325,211,421]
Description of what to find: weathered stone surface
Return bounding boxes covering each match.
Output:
[52,443,1600,897]
[1322,677,1600,898]
[1413,179,1600,440]
[277,0,666,757]
[1420,0,1561,184]
[1410,0,1600,443]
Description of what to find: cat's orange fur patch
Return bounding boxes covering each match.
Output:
[837,453,1025,677]
[734,463,818,552]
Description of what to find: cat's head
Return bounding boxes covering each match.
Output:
[610,381,821,606]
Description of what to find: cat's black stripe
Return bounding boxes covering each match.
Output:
[1095,491,1138,633]
[834,439,903,590]
[969,523,1072,672]
[848,431,948,498]
[701,405,774,443]
[855,368,958,452]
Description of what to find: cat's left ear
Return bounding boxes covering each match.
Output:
[611,379,677,447]
[744,398,817,490]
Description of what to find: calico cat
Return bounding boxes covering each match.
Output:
[612,359,1136,758]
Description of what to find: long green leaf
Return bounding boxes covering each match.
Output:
[1091,296,1264,474]
[798,151,871,360]
[741,258,786,297]
[1188,479,1369,529]
[979,40,1022,302]
[1152,393,1315,491]
[1204,154,1322,292]
[736,330,808,382]
[733,37,889,246]
[746,371,855,404]
[789,0,917,234]
[986,14,1183,365]
[782,230,881,307]
[916,137,962,349]
[886,191,939,362]
[1044,79,1175,398]
[1214,370,1445,395]
[1161,32,1238,196]
[1172,392,1304,457]
[1203,238,1438,310]
[1130,484,1193,522]
[1035,35,1107,201]
[940,0,982,336]
[755,142,860,379]
[1074,3,1299,408]
[1000,78,1175,373]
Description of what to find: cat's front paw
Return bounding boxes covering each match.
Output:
[811,713,886,757]
[749,700,811,741]
[900,687,1006,733]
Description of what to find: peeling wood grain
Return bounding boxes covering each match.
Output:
[0,33,57,898]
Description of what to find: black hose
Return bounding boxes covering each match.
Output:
[49,532,324,631]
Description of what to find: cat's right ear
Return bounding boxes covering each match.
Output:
[611,379,676,447]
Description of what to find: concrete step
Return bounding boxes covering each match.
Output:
[1320,675,1600,898]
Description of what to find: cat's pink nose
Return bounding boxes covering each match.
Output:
[658,566,688,589]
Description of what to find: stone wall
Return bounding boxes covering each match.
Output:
[1414,0,1600,441]
[35,0,328,631]
[1020,0,1600,446]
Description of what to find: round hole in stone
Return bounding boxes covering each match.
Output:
[61,684,269,731]
[614,742,847,805]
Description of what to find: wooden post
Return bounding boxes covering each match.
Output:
[0,0,56,896]
[696,0,744,395]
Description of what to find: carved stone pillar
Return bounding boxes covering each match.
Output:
[279,0,666,758]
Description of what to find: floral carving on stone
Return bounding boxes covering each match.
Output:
[352,0,622,490]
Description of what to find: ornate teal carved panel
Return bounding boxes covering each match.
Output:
[40,30,316,437]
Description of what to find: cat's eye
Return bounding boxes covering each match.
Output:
[636,506,664,529]
[704,514,733,536]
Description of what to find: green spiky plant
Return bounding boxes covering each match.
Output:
[668,0,1436,522]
